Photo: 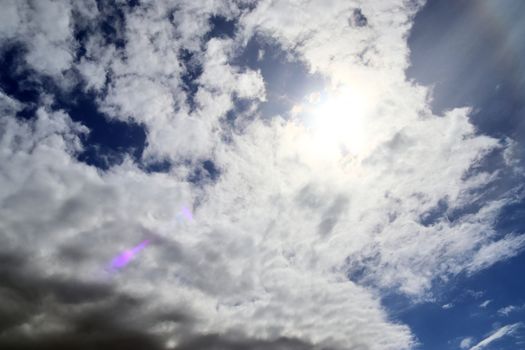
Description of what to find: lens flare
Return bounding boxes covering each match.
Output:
[181,207,193,221]
[175,206,193,224]
[106,208,192,275]
[109,239,150,271]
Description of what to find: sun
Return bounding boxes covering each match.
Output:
[302,85,374,159]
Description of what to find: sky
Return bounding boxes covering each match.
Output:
[0,1,524,349]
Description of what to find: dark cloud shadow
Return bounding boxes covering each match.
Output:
[174,334,330,350]
[0,251,165,350]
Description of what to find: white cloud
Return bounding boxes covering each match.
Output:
[498,304,524,316]
[480,300,492,308]
[0,0,75,77]
[498,305,517,316]
[0,100,414,349]
[469,323,522,350]
[467,234,525,273]
[460,337,474,349]
[237,6,514,299]
[79,2,266,162]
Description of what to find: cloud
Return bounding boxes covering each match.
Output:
[0,0,75,77]
[73,2,266,162]
[0,250,166,350]
[1,1,524,349]
[0,98,414,349]
[460,337,474,349]
[479,300,492,308]
[467,233,525,273]
[469,323,522,350]
[498,305,517,316]
[171,334,329,350]
[498,304,524,316]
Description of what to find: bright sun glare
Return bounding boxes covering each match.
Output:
[306,86,373,158]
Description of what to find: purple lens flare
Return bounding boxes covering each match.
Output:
[109,239,150,271]
[175,206,194,224]
[105,207,193,276]
[181,206,193,221]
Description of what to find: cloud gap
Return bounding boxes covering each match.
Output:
[54,88,147,170]
[207,15,237,40]
[233,35,326,119]
[96,0,128,50]
[179,48,203,112]
[0,44,45,119]
[187,159,221,185]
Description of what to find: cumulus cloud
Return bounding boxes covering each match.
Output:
[0,94,413,349]
[1,1,524,349]
[0,0,75,77]
[71,1,267,162]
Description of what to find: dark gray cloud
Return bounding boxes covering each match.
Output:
[0,249,324,350]
[0,251,161,350]
[174,334,326,350]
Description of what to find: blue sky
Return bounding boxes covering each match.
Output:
[0,1,524,349]
[395,1,525,349]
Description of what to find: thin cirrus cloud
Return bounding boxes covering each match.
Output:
[0,1,524,350]
[469,323,522,350]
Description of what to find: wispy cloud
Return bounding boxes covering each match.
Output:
[460,337,474,349]
[469,323,521,350]
[480,300,492,308]
[498,304,525,316]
